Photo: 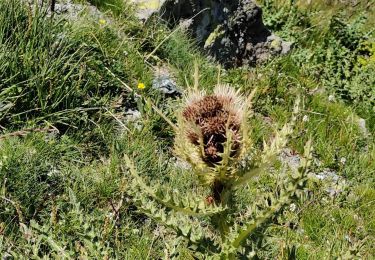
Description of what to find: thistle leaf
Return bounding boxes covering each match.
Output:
[124,155,226,217]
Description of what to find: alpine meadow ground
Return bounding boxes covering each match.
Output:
[0,0,374,258]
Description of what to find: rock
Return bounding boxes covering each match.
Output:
[54,0,103,20]
[131,0,292,67]
[152,66,181,97]
[281,41,292,54]
[28,0,103,20]
[280,148,301,170]
[125,109,142,130]
[357,118,370,138]
[54,1,85,15]
[279,148,347,198]
[125,109,142,122]
[152,75,181,96]
[312,169,347,197]
[159,0,292,68]
[315,170,341,182]
[131,0,167,20]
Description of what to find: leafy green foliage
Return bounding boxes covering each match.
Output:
[315,14,375,110]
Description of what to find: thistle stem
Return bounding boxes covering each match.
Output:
[212,186,232,240]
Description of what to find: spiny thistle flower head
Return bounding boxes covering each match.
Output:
[174,84,252,186]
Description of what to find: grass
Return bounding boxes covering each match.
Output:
[0,0,374,258]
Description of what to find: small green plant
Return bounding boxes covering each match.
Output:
[124,84,312,258]
[314,14,375,110]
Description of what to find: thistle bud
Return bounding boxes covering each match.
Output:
[174,85,251,187]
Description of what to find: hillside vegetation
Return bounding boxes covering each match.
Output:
[0,0,374,258]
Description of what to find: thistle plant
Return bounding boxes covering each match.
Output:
[124,84,312,258]
[175,85,250,198]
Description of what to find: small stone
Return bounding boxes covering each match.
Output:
[280,148,301,170]
[312,169,347,197]
[357,118,369,137]
[152,66,181,97]
[315,169,340,182]
[152,75,181,96]
[281,41,292,54]
[125,109,142,122]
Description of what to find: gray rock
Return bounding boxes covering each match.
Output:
[152,75,181,96]
[281,41,292,54]
[131,0,292,67]
[280,148,347,198]
[54,2,84,15]
[125,109,142,130]
[54,0,102,20]
[280,148,301,170]
[357,118,370,138]
[28,0,103,20]
[125,109,142,122]
[152,66,181,97]
[315,170,341,182]
[160,0,292,68]
[312,169,347,197]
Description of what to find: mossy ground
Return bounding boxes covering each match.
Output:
[0,0,374,258]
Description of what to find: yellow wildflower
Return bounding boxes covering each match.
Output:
[137,82,146,90]
[99,19,106,25]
